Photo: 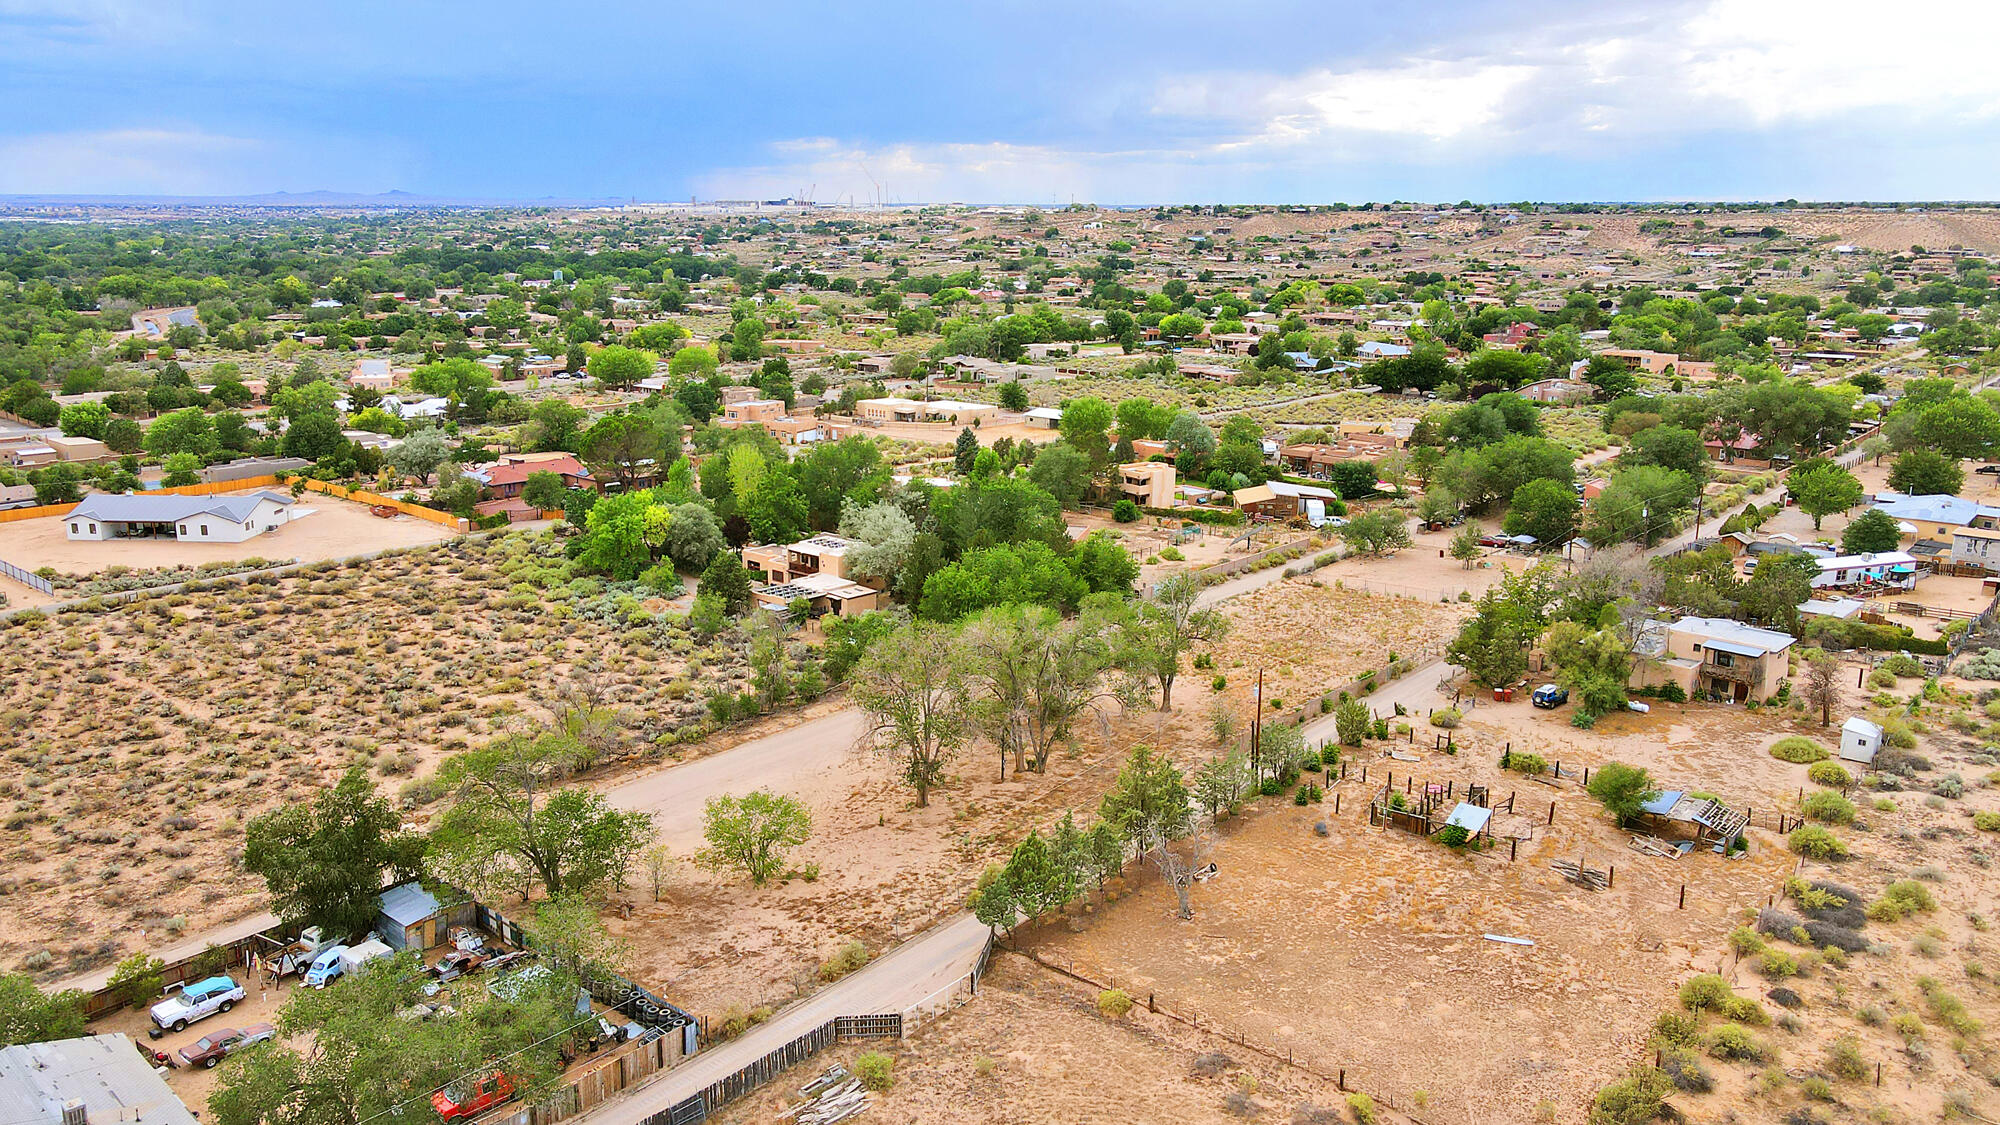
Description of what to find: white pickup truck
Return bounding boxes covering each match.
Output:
[148,975,246,1038]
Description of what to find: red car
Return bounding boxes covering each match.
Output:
[433,1072,517,1121]
[1478,534,1509,548]
[176,1023,277,1068]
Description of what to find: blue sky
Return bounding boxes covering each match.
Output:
[2,0,1996,203]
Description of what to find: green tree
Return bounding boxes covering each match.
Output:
[283,414,346,462]
[142,407,217,457]
[587,345,653,390]
[520,893,628,985]
[407,357,496,416]
[103,416,143,454]
[1120,572,1229,710]
[1098,745,1200,918]
[1058,396,1115,465]
[1886,449,1963,497]
[428,735,656,901]
[1504,478,1580,545]
[668,344,719,382]
[580,412,668,490]
[999,382,1030,411]
[1841,507,1902,554]
[1543,620,1631,718]
[1585,762,1660,827]
[526,399,588,452]
[1739,552,1816,635]
[520,471,567,512]
[390,427,451,485]
[852,621,971,807]
[1025,439,1093,505]
[1788,459,1864,530]
[1339,509,1413,556]
[0,975,87,1047]
[1334,698,1371,747]
[1449,524,1483,568]
[160,451,202,487]
[699,551,756,615]
[58,400,110,439]
[209,952,577,1125]
[953,426,979,474]
[696,790,813,884]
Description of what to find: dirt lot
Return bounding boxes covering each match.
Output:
[0,490,456,596]
[711,956,1372,1125]
[1025,737,1794,1125]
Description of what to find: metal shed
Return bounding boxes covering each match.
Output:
[377,882,446,952]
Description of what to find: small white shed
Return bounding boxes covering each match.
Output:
[1840,717,1884,765]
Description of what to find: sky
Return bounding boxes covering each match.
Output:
[1,0,1997,204]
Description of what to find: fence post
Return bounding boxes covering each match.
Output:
[1548,801,1556,825]
[1679,883,1686,909]
[1608,865,1615,889]
[1510,837,1518,862]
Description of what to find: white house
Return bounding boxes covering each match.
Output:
[1809,551,1920,591]
[65,491,295,543]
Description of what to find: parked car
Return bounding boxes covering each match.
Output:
[1979,465,2000,476]
[338,939,394,979]
[303,945,351,989]
[1478,534,1510,548]
[148,976,246,1038]
[177,1023,277,1068]
[480,950,532,974]
[433,1072,517,1122]
[1531,684,1569,709]
[429,950,487,982]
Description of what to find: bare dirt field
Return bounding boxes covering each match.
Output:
[0,490,456,589]
[710,956,1373,1125]
[1024,742,1794,1125]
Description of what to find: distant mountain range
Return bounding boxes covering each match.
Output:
[0,189,629,208]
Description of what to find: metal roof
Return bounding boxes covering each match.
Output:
[0,1034,200,1125]
[69,490,293,526]
[378,881,443,927]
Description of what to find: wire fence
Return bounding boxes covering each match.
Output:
[0,556,52,595]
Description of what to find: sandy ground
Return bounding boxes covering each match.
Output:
[0,490,456,587]
[709,957,1380,1125]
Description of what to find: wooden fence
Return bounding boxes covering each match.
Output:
[76,921,287,1020]
[483,1034,688,1125]
[296,477,471,531]
[654,1014,904,1125]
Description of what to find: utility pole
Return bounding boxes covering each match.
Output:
[1250,668,1264,779]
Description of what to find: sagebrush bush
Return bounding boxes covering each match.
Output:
[1097,989,1135,1018]
[1680,973,1733,1012]
[1802,791,1856,825]
[1807,761,1852,788]
[1770,736,1830,764]
[854,1051,895,1091]
[1789,825,1848,860]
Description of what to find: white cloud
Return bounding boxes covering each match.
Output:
[0,128,269,194]
[696,0,2000,203]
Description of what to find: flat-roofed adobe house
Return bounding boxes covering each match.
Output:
[65,491,295,543]
[1632,616,1794,704]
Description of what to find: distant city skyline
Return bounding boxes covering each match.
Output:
[1,0,1995,204]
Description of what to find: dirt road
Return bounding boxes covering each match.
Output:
[49,708,875,996]
[602,708,871,851]
[575,914,991,1125]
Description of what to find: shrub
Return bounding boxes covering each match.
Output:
[1589,1067,1671,1125]
[1880,653,1924,677]
[1977,811,2000,832]
[1801,791,1856,825]
[1507,751,1549,775]
[1728,926,1766,955]
[1429,707,1462,729]
[1788,825,1848,860]
[1806,761,1851,788]
[1770,737,1830,764]
[1876,879,1937,917]
[1757,950,1800,978]
[1680,973,1734,1012]
[1934,772,1965,798]
[818,940,870,981]
[1660,1047,1713,1093]
[1706,1023,1767,1061]
[854,1051,896,1091]
[1112,499,1140,522]
[1345,1093,1377,1125]
[1652,1010,1702,1048]
[1434,824,1472,848]
[1720,996,1770,1026]
[1097,988,1135,1018]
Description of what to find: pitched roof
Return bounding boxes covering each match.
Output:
[378,881,443,927]
[69,491,293,526]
